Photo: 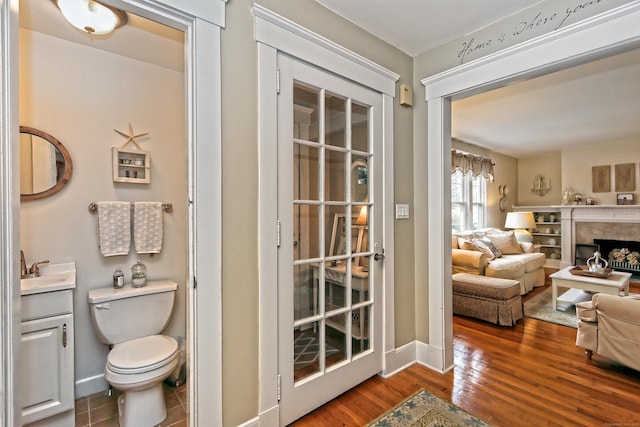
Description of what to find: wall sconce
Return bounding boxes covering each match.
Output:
[504,211,536,243]
[53,0,127,35]
[531,175,551,197]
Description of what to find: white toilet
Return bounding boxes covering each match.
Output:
[88,280,179,427]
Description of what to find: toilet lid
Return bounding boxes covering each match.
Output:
[107,335,178,374]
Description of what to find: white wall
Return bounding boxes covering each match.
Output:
[517,152,562,206]
[562,138,640,205]
[514,140,640,207]
[19,28,186,396]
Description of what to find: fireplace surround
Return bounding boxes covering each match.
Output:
[557,205,640,271]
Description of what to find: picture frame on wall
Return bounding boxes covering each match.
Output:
[617,193,634,205]
[591,165,611,193]
[615,163,635,192]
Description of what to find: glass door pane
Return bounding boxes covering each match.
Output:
[292,80,374,382]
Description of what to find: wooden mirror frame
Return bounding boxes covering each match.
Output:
[351,159,368,202]
[20,126,73,201]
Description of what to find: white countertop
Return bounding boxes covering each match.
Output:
[21,262,76,296]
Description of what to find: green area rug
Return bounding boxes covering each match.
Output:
[524,287,578,328]
[367,389,493,427]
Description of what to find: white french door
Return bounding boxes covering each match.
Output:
[277,54,384,424]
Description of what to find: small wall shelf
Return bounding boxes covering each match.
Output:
[112,147,150,184]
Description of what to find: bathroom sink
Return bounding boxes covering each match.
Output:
[21,262,76,295]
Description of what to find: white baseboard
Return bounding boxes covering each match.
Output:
[382,341,416,378]
[75,373,108,399]
[416,340,454,374]
[237,416,260,427]
[237,404,278,427]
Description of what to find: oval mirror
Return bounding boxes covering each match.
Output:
[20,126,73,201]
[351,159,368,202]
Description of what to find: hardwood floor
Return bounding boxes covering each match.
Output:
[290,282,640,426]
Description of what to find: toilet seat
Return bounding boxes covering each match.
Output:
[107,335,178,375]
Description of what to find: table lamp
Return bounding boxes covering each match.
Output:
[355,205,368,227]
[505,211,536,243]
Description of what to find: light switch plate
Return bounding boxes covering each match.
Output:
[395,204,410,219]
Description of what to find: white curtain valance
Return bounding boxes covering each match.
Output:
[451,150,494,182]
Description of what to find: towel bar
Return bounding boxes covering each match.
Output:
[88,202,173,213]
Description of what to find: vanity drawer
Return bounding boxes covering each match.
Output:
[21,290,73,322]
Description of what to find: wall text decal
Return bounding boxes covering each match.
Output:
[426,0,633,72]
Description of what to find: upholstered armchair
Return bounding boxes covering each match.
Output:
[576,293,640,371]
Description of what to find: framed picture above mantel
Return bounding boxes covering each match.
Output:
[592,165,610,193]
[615,163,636,192]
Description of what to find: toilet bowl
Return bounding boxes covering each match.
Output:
[106,335,178,427]
[88,280,179,427]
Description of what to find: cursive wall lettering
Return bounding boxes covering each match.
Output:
[454,0,614,65]
[556,0,604,29]
[513,12,558,37]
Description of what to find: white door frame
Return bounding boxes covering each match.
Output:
[253,5,398,424]
[418,2,640,372]
[0,1,226,425]
[1,1,21,423]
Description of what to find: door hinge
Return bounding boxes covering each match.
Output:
[276,220,281,247]
[277,374,281,401]
[276,68,280,94]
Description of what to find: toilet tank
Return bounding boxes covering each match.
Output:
[88,280,178,345]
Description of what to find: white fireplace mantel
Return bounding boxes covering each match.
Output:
[557,205,640,267]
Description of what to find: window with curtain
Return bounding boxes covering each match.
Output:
[451,150,492,232]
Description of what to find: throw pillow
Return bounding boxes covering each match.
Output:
[459,240,480,252]
[457,236,473,249]
[486,230,522,254]
[469,239,496,260]
[476,237,502,258]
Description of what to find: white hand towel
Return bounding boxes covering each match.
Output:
[134,202,163,254]
[96,201,131,257]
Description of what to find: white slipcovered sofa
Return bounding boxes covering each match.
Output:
[452,228,546,295]
[576,293,640,371]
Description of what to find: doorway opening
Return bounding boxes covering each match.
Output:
[420,5,640,372]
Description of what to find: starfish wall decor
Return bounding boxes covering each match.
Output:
[114,123,149,150]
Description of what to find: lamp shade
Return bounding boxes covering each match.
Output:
[504,211,536,243]
[505,212,536,229]
[355,205,368,225]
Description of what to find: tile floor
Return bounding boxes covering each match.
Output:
[75,383,187,427]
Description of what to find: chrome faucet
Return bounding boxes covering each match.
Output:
[20,250,49,278]
[29,260,50,277]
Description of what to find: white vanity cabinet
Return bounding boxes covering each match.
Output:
[20,263,76,427]
[21,290,75,426]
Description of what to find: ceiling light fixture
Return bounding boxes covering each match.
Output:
[53,0,127,35]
